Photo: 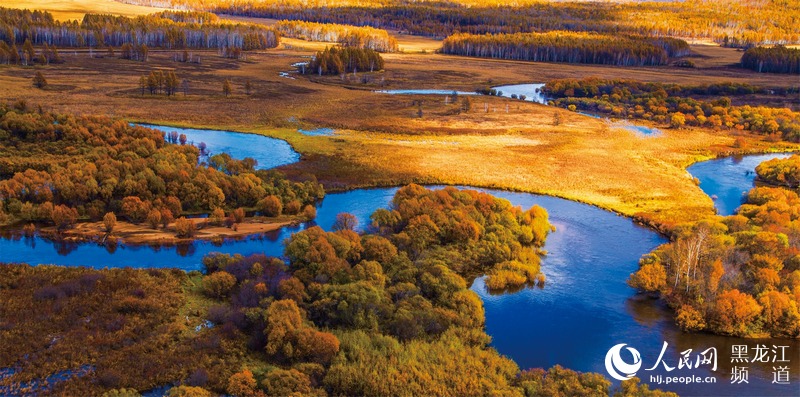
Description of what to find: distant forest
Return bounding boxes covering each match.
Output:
[0,8,279,51]
[440,32,689,67]
[741,45,800,74]
[117,0,800,47]
[276,20,398,52]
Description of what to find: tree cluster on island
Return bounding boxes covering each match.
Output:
[0,104,324,231]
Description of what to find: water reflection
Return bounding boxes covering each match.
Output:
[135,124,300,170]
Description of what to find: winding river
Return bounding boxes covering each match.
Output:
[1,125,797,396]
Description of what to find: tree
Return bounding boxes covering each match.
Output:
[713,289,762,336]
[146,72,159,94]
[670,112,686,129]
[332,212,358,231]
[51,205,78,230]
[628,263,666,292]
[223,79,232,97]
[232,208,245,223]
[262,369,313,396]
[303,205,317,220]
[32,71,47,89]
[147,209,162,229]
[160,209,174,228]
[139,75,147,96]
[227,369,257,397]
[121,196,150,223]
[203,271,237,299]
[174,217,196,238]
[164,71,179,96]
[209,207,225,226]
[258,195,283,216]
[103,212,117,233]
[461,97,471,112]
[22,39,34,65]
[553,111,562,126]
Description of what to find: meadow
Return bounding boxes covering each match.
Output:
[1,38,797,231]
[0,0,165,21]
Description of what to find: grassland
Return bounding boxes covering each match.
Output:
[0,0,166,21]
[1,29,799,232]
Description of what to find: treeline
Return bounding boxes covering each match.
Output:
[741,45,800,74]
[756,155,800,189]
[306,46,384,75]
[629,183,800,338]
[0,8,278,54]
[116,0,799,47]
[0,39,61,65]
[440,32,689,67]
[275,20,397,52]
[0,104,323,228]
[544,78,800,141]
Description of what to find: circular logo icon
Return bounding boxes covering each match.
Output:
[605,343,642,381]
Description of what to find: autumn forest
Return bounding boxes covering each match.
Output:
[0,0,799,396]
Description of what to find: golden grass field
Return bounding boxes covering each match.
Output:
[0,0,166,21]
[1,3,799,232]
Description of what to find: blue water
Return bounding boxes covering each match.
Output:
[687,153,792,216]
[298,127,336,136]
[376,89,477,95]
[618,123,662,136]
[491,83,547,104]
[136,124,299,170]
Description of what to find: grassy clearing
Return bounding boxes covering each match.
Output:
[2,46,798,232]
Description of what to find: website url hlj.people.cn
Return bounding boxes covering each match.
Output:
[649,374,718,385]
